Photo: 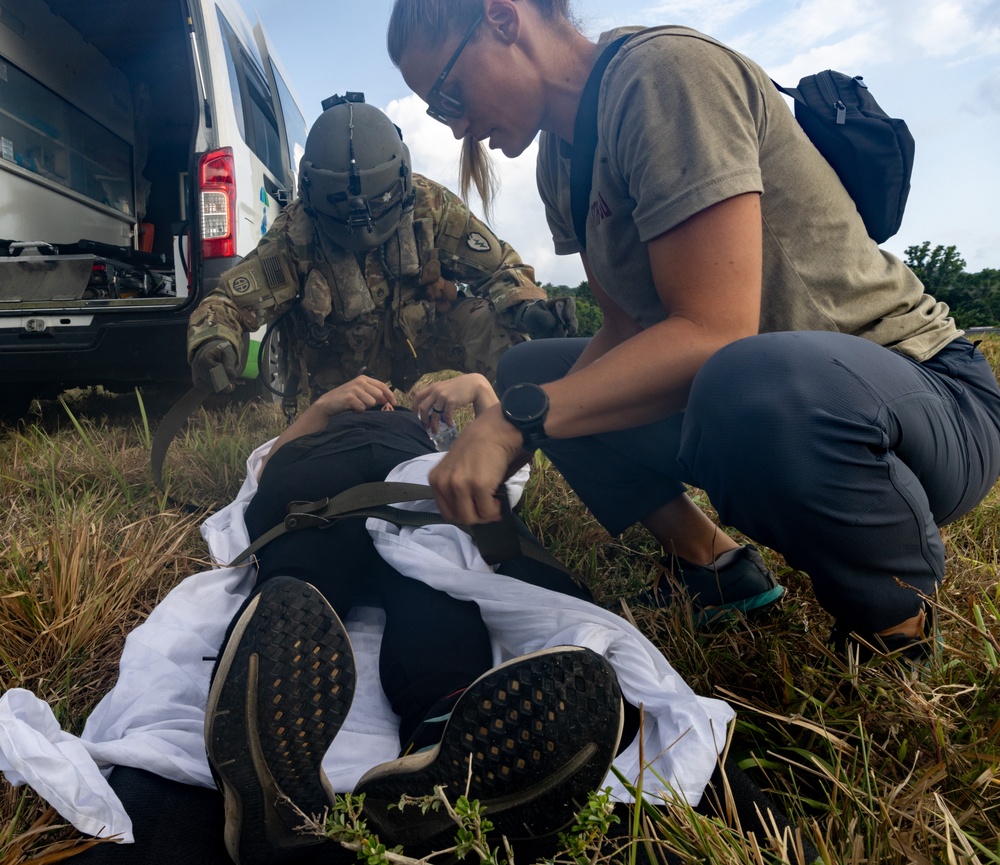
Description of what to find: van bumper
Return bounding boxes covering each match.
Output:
[0,313,191,395]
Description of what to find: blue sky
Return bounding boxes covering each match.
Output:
[244,0,1000,288]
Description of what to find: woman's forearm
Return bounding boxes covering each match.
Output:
[545,316,738,436]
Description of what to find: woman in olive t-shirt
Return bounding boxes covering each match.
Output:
[386,0,1000,657]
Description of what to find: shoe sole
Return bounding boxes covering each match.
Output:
[205,576,356,865]
[696,584,786,626]
[356,646,623,847]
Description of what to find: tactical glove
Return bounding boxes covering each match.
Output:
[191,338,240,392]
[513,297,578,338]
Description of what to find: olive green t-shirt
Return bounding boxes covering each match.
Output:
[536,26,959,361]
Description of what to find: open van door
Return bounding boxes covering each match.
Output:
[253,21,308,198]
[0,0,307,419]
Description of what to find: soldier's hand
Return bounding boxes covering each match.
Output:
[191,338,240,393]
[514,297,578,338]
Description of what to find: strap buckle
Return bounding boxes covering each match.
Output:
[284,497,331,531]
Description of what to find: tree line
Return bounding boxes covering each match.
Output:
[903,243,1000,328]
[542,242,999,334]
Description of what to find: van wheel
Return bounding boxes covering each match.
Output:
[253,322,294,406]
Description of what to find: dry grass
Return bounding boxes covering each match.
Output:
[1,348,999,863]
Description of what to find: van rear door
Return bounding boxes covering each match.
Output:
[253,22,309,194]
[194,0,288,277]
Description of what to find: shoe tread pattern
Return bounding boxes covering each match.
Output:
[357,647,622,846]
[254,581,355,801]
[206,577,355,865]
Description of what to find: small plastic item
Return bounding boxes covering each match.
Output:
[429,422,458,451]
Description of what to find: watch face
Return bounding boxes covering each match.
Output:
[503,383,549,423]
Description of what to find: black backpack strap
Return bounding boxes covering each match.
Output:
[570,34,631,249]
[771,80,804,105]
[228,481,585,589]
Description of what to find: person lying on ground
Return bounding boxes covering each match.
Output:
[0,375,818,865]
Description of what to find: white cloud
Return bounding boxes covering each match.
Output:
[386,96,464,189]
[904,0,1000,59]
[591,0,760,36]
[976,67,1000,114]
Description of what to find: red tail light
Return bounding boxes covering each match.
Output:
[199,147,236,260]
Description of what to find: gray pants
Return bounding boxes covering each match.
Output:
[497,332,1000,632]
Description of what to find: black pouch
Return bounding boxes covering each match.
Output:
[775,70,915,243]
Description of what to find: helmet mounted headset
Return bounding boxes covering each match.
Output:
[299,92,415,251]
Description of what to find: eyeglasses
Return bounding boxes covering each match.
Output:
[425,12,484,124]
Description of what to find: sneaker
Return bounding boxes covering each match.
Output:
[399,687,468,757]
[355,646,623,848]
[205,576,356,865]
[628,544,785,625]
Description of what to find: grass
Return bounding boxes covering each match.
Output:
[1,347,999,863]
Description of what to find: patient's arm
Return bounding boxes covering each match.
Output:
[261,376,396,471]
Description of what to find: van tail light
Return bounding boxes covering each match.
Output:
[199,147,237,260]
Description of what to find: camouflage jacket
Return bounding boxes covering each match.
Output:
[186,174,544,388]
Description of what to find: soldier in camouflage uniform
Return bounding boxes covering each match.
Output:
[187,95,575,401]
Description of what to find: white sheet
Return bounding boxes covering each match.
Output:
[0,440,734,844]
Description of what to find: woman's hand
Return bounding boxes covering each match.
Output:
[412,373,498,433]
[427,405,528,523]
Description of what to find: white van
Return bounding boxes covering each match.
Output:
[0,0,307,417]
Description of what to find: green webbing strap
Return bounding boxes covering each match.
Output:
[227,481,578,583]
[229,482,437,566]
[150,384,214,513]
[151,334,252,513]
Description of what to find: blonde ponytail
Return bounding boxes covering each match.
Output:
[459,135,499,219]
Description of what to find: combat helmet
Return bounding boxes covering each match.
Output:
[299,93,414,251]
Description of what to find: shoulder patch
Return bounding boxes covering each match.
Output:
[231,274,254,294]
[466,232,491,253]
[260,254,290,290]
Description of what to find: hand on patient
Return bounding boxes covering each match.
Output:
[412,373,498,433]
[428,407,529,524]
[310,376,397,418]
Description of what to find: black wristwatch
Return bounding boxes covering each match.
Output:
[501,383,550,452]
